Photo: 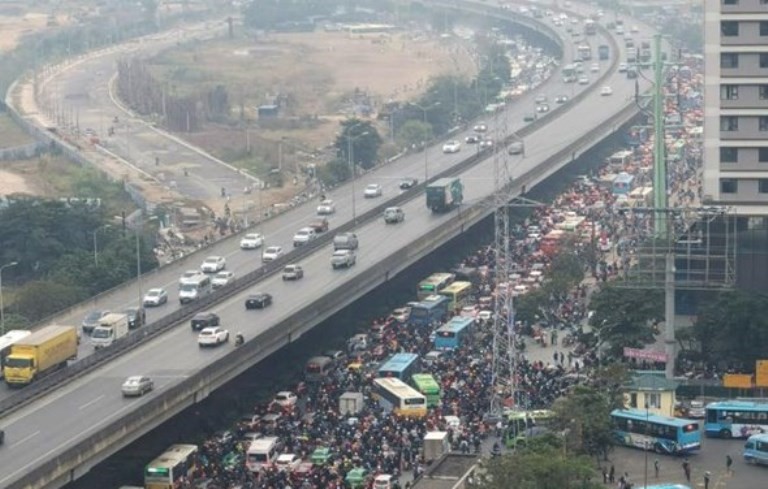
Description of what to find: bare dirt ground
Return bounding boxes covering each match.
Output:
[151,29,476,161]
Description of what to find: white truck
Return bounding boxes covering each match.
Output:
[91,312,129,349]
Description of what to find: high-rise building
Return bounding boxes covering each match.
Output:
[703,0,768,214]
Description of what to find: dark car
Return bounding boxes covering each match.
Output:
[246,293,273,309]
[399,178,418,190]
[309,218,329,233]
[124,307,146,329]
[0,428,4,445]
[465,135,481,144]
[191,311,221,331]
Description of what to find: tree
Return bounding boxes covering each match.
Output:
[12,281,89,323]
[396,119,432,149]
[334,119,382,170]
[317,158,352,187]
[588,285,663,357]
[471,446,601,489]
[693,290,768,369]
[551,385,615,461]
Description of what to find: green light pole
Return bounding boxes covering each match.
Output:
[652,33,667,238]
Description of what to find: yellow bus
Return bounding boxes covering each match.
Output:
[144,444,198,489]
[417,273,455,300]
[372,377,427,418]
[438,281,473,310]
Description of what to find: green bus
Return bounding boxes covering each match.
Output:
[504,409,555,449]
[411,373,441,408]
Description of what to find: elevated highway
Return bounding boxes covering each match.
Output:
[0,2,661,488]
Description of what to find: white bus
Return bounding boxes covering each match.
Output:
[372,378,427,418]
[144,444,198,489]
[0,330,31,379]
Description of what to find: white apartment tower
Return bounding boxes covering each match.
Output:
[704,0,768,215]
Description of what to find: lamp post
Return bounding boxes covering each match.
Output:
[644,402,650,489]
[344,123,369,227]
[135,216,158,307]
[411,102,441,183]
[0,261,19,333]
[91,224,111,265]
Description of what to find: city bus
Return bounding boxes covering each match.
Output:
[584,19,597,36]
[577,43,592,61]
[411,373,442,408]
[503,409,555,448]
[409,294,450,327]
[377,353,420,381]
[0,330,31,378]
[144,444,199,489]
[372,377,427,418]
[744,433,768,465]
[433,316,475,350]
[611,409,701,455]
[705,400,768,438]
[438,281,473,311]
[562,64,577,83]
[417,273,455,300]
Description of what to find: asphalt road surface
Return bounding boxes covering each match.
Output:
[0,4,658,486]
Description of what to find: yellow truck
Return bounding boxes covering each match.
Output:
[3,325,78,386]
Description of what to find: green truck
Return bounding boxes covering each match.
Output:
[426,177,463,213]
[4,325,78,386]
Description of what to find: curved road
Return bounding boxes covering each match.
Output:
[0,6,659,487]
[0,4,590,402]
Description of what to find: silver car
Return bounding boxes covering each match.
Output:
[121,375,154,397]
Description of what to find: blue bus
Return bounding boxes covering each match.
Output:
[377,353,420,381]
[409,294,450,327]
[744,433,768,466]
[638,485,691,489]
[611,409,701,455]
[433,316,474,350]
[705,400,768,438]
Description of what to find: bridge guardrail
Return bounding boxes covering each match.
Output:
[0,1,623,417]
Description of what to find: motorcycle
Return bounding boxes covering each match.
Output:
[235,334,244,347]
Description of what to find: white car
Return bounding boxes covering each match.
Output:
[201,256,226,273]
[473,122,488,133]
[391,307,411,323]
[198,326,229,347]
[442,140,461,153]
[600,86,613,96]
[274,391,298,407]
[262,245,284,262]
[618,63,628,73]
[363,184,383,198]
[212,271,235,288]
[578,76,589,85]
[590,63,600,73]
[316,199,336,215]
[240,233,264,250]
[274,453,302,472]
[143,288,168,307]
[293,227,317,246]
[179,270,205,287]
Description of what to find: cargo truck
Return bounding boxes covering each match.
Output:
[91,312,129,349]
[426,177,463,213]
[598,44,610,60]
[3,325,78,386]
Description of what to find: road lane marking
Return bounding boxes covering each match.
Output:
[10,430,39,448]
[78,395,104,410]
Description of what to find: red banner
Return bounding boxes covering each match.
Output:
[623,347,667,363]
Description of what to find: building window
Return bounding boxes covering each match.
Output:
[761,117,768,131]
[761,54,768,68]
[720,116,739,131]
[721,21,739,37]
[646,393,661,409]
[720,147,738,163]
[761,86,768,100]
[721,179,738,194]
[760,180,768,193]
[721,85,739,100]
[721,53,738,69]
[761,22,768,37]
[760,148,768,162]
[722,0,738,4]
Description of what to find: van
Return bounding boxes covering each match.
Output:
[333,232,359,250]
[305,356,334,382]
[383,207,405,224]
[246,436,279,473]
[179,275,212,304]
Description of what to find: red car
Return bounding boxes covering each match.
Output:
[309,218,329,233]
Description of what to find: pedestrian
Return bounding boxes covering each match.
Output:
[726,454,733,474]
[602,467,609,484]
[682,459,691,482]
[609,464,615,483]
[704,471,711,489]
[654,459,659,478]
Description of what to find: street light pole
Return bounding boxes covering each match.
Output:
[344,123,369,227]
[0,261,19,333]
[411,102,441,183]
[91,225,111,265]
